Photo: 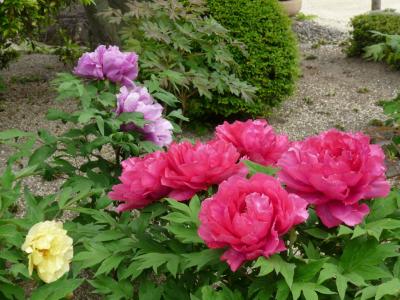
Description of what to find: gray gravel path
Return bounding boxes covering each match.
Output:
[268,43,400,140]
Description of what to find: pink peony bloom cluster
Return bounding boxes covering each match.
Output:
[198,174,308,271]
[277,129,390,228]
[216,119,290,166]
[108,151,171,211]
[116,86,173,147]
[162,140,247,201]
[74,45,139,87]
[109,139,246,211]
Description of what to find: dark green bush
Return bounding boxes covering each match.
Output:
[190,0,299,118]
[348,11,400,57]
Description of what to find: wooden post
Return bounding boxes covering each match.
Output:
[371,0,381,10]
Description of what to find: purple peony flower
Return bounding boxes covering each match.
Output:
[116,86,162,121]
[102,46,139,88]
[74,45,139,87]
[73,45,106,79]
[116,86,173,147]
[143,118,174,147]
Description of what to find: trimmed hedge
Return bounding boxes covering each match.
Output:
[348,11,400,57]
[189,0,299,118]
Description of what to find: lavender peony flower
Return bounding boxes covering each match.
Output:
[73,45,106,79]
[116,86,173,147]
[102,46,139,87]
[116,86,163,121]
[143,118,174,147]
[74,45,139,87]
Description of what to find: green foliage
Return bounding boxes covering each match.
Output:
[205,0,299,117]
[347,10,400,57]
[100,0,257,119]
[364,31,400,68]
[0,0,93,69]
[377,93,400,158]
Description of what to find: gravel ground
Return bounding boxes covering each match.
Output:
[268,42,400,140]
[292,20,347,44]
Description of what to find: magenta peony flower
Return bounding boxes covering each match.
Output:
[143,118,173,147]
[108,151,171,211]
[198,174,308,271]
[215,119,290,166]
[102,46,139,87]
[277,129,390,228]
[162,140,247,201]
[73,45,106,79]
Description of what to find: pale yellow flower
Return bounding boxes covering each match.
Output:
[21,220,73,283]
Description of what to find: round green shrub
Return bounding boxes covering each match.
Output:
[348,11,400,57]
[189,0,299,118]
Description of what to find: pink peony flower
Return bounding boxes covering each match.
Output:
[73,45,106,79]
[162,140,247,201]
[102,46,139,87]
[108,151,171,211]
[198,174,308,271]
[277,129,390,228]
[215,119,290,166]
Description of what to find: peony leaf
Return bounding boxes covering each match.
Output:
[243,160,279,176]
[182,249,222,271]
[30,279,83,300]
[255,255,295,288]
[375,278,400,300]
[336,273,348,300]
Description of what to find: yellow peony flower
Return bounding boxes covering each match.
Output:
[21,220,73,283]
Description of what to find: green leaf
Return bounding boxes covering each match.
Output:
[95,255,125,277]
[340,238,399,276]
[30,279,83,300]
[375,278,400,300]
[89,276,133,300]
[291,283,335,300]
[0,129,32,140]
[133,252,182,276]
[0,283,24,300]
[168,109,189,121]
[46,108,75,122]
[117,112,147,128]
[24,188,44,222]
[336,273,348,300]
[295,259,326,282]
[28,145,56,166]
[96,116,105,135]
[304,228,332,239]
[182,249,222,271]
[77,109,97,123]
[337,225,353,236]
[118,261,143,280]
[97,92,116,107]
[254,255,295,287]
[139,281,162,300]
[243,160,279,176]
[74,243,111,269]
[367,191,399,221]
